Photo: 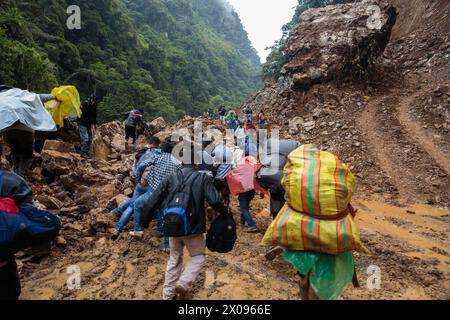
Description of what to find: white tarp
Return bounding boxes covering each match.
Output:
[0,88,57,132]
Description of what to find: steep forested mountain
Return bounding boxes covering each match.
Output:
[0,0,261,122]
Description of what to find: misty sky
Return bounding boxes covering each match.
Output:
[227,0,298,63]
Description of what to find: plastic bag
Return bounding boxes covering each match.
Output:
[0,88,56,132]
[44,86,81,127]
[283,250,355,300]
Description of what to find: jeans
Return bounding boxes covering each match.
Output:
[115,184,151,232]
[238,190,256,228]
[79,124,92,157]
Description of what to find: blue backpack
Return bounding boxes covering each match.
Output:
[0,173,62,253]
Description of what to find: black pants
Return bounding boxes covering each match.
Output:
[125,125,137,145]
[3,130,34,177]
[0,259,21,300]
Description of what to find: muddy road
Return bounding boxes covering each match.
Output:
[19,196,449,300]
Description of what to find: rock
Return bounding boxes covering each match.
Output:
[60,206,80,217]
[55,236,67,248]
[303,121,316,132]
[106,194,129,211]
[91,136,111,161]
[283,0,397,90]
[124,188,133,197]
[111,134,126,153]
[155,130,173,142]
[89,208,113,233]
[40,149,81,175]
[74,186,99,210]
[42,140,76,153]
[36,195,63,209]
[148,117,166,133]
[289,117,304,134]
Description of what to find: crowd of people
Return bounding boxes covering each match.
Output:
[206,105,269,132]
[1,88,362,301]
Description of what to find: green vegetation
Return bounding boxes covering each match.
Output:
[262,0,354,81]
[0,0,261,123]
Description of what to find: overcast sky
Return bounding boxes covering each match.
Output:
[226,0,298,63]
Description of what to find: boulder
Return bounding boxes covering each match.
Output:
[42,140,76,153]
[283,0,397,90]
[74,186,99,210]
[148,117,166,133]
[41,149,81,175]
[91,135,111,161]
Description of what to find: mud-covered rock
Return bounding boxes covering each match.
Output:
[36,195,63,209]
[284,0,397,90]
[74,186,99,210]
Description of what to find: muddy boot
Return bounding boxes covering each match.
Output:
[264,246,284,261]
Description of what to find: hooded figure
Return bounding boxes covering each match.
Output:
[0,87,57,177]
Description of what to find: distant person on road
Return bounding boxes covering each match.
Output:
[124,108,148,151]
[225,111,238,131]
[244,106,253,123]
[218,106,227,123]
[78,94,98,160]
[259,111,267,128]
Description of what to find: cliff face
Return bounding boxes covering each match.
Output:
[243,0,450,207]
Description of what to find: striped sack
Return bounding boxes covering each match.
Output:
[261,145,369,254]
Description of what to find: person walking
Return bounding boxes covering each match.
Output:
[243,106,253,123]
[0,156,34,300]
[124,108,148,151]
[0,87,57,177]
[139,149,228,300]
[78,94,98,160]
[132,143,181,251]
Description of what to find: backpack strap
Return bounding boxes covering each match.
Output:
[0,171,4,196]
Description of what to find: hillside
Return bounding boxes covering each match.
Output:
[0,0,261,122]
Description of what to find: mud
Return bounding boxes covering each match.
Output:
[19,197,449,300]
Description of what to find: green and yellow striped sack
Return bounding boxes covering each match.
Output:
[261,145,369,255]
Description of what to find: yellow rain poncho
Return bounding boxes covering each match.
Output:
[44,86,81,127]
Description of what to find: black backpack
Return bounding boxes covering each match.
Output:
[162,170,198,237]
[206,213,237,253]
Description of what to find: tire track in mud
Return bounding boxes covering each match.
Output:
[359,94,413,200]
[397,92,450,176]
[359,89,450,205]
